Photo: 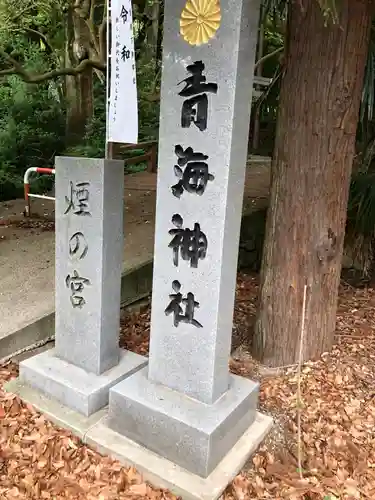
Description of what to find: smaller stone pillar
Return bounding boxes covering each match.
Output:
[20,157,147,416]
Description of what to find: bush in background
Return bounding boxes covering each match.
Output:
[0,76,65,201]
[67,57,160,172]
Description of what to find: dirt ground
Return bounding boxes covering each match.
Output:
[0,172,157,244]
[0,163,270,244]
[1,271,375,499]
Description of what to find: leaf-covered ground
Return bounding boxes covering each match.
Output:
[1,272,375,499]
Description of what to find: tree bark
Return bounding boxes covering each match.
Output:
[253,0,373,367]
[65,68,94,143]
[143,0,160,62]
[64,6,95,144]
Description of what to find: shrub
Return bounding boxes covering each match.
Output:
[67,57,161,168]
[0,76,65,201]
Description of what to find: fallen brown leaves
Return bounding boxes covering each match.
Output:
[0,364,177,499]
[1,273,375,499]
[13,220,55,231]
[227,277,375,500]
[0,218,54,231]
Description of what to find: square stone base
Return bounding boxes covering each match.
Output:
[19,348,147,416]
[90,413,272,500]
[108,367,259,478]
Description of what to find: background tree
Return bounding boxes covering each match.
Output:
[0,0,107,141]
[0,0,161,141]
[0,42,65,200]
[0,0,163,200]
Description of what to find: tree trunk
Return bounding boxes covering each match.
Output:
[144,0,160,62]
[253,0,373,367]
[65,70,93,144]
[64,7,94,145]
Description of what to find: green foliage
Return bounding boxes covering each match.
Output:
[0,0,161,199]
[0,0,66,45]
[258,14,284,114]
[0,75,65,201]
[138,60,160,141]
[348,171,375,240]
[359,22,375,148]
[261,0,287,18]
[65,77,106,159]
[251,11,284,155]
[346,137,375,274]
[67,56,160,167]
[343,20,375,274]
[262,0,340,23]
[0,0,67,82]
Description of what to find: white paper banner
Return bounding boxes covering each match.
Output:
[108,0,138,144]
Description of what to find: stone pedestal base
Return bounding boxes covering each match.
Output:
[108,367,259,478]
[20,349,147,416]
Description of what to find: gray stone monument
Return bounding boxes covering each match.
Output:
[20,157,147,416]
[108,0,265,479]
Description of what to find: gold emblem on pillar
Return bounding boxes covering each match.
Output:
[180,0,221,46]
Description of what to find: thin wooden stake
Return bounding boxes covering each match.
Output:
[297,283,308,479]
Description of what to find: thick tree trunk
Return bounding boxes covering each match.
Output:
[253,0,372,367]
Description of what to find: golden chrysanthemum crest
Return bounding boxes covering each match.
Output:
[180,0,221,46]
